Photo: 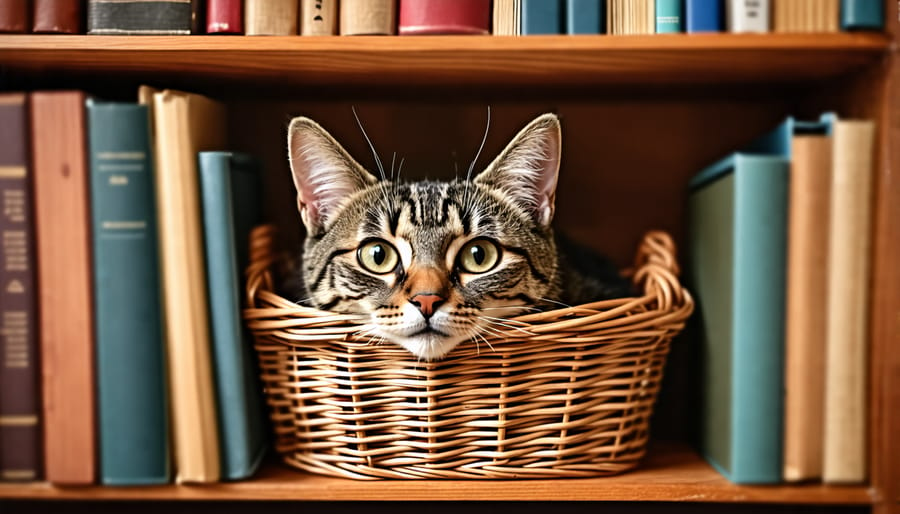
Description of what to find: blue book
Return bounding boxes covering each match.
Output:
[686,0,723,32]
[840,0,883,31]
[656,0,684,33]
[745,113,834,157]
[688,153,789,484]
[521,0,563,34]
[87,99,169,485]
[198,151,267,481]
[565,0,604,34]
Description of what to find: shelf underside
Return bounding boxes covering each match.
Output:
[0,444,874,503]
[0,33,889,88]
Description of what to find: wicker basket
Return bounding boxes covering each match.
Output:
[244,225,693,480]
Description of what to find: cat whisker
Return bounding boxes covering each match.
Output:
[352,106,386,181]
[538,296,574,309]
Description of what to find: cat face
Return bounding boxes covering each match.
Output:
[287,114,563,361]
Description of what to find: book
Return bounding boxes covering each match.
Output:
[774,0,838,33]
[32,0,84,33]
[608,0,654,34]
[88,0,193,34]
[198,151,267,481]
[689,153,789,485]
[656,0,684,33]
[840,0,883,30]
[399,0,491,35]
[726,0,770,32]
[686,0,723,32]
[340,0,396,35]
[206,0,242,34]
[565,0,604,34]
[520,0,562,34]
[30,91,96,485]
[0,93,40,483]
[300,0,337,35]
[492,0,521,35]
[0,0,28,32]
[245,0,297,35]
[822,118,876,484]
[140,86,224,484]
[86,100,170,486]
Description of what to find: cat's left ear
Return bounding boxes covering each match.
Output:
[475,113,561,228]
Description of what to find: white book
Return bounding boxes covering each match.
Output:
[726,0,771,32]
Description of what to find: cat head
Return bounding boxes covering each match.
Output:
[287,113,562,361]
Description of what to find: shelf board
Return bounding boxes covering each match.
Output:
[0,33,889,88]
[0,443,875,503]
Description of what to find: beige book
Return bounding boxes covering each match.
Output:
[823,119,876,484]
[139,86,224,484]
[246,0,298,35]
[782,135,832,482]
[300,0,336,35]
[340,0,395,35]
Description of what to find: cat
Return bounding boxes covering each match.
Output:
[285,113,632,361]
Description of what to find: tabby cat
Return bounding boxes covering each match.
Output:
[286,113,631,361]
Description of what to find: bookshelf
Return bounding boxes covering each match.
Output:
[0,2,897,512]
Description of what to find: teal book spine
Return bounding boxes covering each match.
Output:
[840,0,883,30]
[521,0,563,34]
[198,151,267,481]
[87,100,170,485]
[656,0,683,33]
[565,0,604,34]
[689,153,788,484]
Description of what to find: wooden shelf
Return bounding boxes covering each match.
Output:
[0,33,890,88]
[0,444,874,503]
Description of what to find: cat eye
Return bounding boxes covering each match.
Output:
[458,239,500,274]
[357,240,400,274]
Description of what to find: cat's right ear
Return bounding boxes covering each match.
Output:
[287,117,378,235]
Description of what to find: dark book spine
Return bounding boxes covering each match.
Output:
[0,93,41,482]
[206,0,242,34]
[87,0,192,34]
[33,0,85,33]
[0,0,28,32]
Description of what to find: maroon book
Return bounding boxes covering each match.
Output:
[32,0,84,34]
[206,0,242,34]
[0,0,28,32]
[0,93,41,482]
[399,0,491,35]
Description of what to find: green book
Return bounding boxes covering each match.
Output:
[87,99,170,485]
[198,151,267,481]
[688,153,788,484]
[656,0,684,33]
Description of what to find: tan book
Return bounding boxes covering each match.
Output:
[300,0,336,35]
[782,135,832,482]
[823,119,875,484]
[245,0,298,35]
[340,0,396,35]
[140,86,224,484]
[30,91,96,485]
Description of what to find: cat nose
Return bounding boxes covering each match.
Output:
[409,294,445,319]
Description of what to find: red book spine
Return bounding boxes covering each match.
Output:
[0,0,28,32]
[399,0,491,35]
[206,0,243,34]
[32,0,84,34]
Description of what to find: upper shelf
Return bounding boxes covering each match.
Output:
[0,33,890,89]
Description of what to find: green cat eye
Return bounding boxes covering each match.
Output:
[357,240,399,274]
[458,239,500,274]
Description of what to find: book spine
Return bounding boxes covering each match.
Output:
[840,0,883,30]
[399,0,491,35]
[87,101,170,486]
[33,0,84,33]
[300,0,337,35]
[30,91,95,485]
[206,0,242,34]
[0,93,41,483]
[565,0,604,34]
[340,0,396,35]
[656,0,683,33]
[726,0,770,33]
[686,0,723,32]
[520,0,562,34]
[87,0,192,35]
[245,0,298,35]
[0,0,28,32]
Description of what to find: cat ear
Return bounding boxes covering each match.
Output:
[287,116,378,235]
[475,113,561,228]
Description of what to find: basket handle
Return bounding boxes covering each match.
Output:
[632,231,690,313]
[245,224,279,308]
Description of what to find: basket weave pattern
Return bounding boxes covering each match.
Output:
[245,225,693,480]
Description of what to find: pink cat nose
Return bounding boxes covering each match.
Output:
[410,294,445,319]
